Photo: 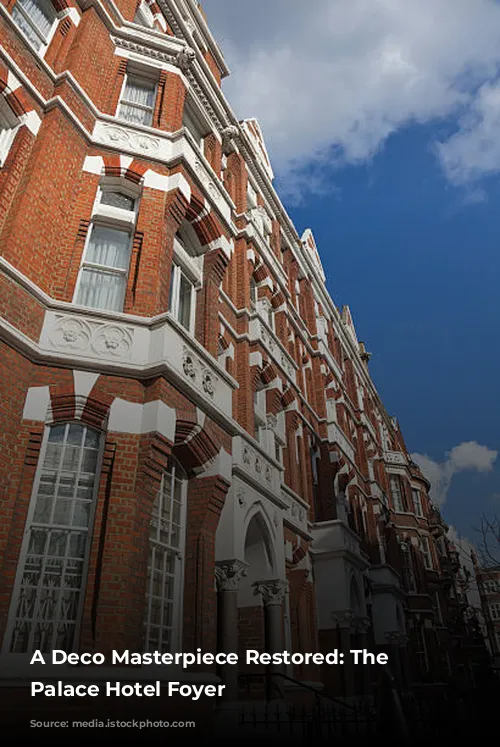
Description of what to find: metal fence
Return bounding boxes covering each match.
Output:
[233,677,500,741]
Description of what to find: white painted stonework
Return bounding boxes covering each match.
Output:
[232,434,282,501]
[22,386,51,422]
[91,123,233,226]
[248,316,296,381]
[312,519,369,630]
[39,309,235,417]
[384,450,408,466]
[368,566,406,646]
[327,421,356,464]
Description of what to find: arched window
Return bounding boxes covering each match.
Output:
[143,457,187,653]
[4,422,102,654]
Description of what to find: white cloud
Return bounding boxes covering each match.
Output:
[438,81,500,184]
[202,0,500,192]
[411,441,497,506]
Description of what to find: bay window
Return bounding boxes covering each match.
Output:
[420,535,433,570]
[118,72,157,127]
[74,184,139,313]
[4,422,102,654]
[168,232,201,334]
[389,475,404,513]
[412,489,423,517]
[182,101,208,150]
[0,98,20,167]
[168,264,195,331]
[250,276,258,310]
[11,0,57,53]
[144,458,187,653]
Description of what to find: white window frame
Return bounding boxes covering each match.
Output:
[249,276,258,310]
[11,0,59,56]
[389,475,404,513]
[143,458,187,654]
[490,603,500,621]
[73,182,140,313]
[0,98,20,167]
[117,69,158,128]
[420,535,433,570]
[182,99,208,150]
[168,236,202,333]
[484,579,499,594]
[2,422,104,657]
[168,262,196,333]
[133,0,155,28]
[412,489,423,517]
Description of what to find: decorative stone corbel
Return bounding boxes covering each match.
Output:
[176,46,196,71]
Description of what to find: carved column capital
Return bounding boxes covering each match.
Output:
[215,559,248,592]
[253,578,288,606]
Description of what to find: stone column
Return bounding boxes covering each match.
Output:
[254,579,288,701]
[384,631,403,688]
[215,559,248,701]
[398,633,411,692]
[332,611,355,697]
[354,616,373,697]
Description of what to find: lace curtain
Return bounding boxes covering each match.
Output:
[76,226,131,312]
[12,0,56,48]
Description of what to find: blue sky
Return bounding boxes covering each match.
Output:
[284,123,500,542]
[201,0,500,545]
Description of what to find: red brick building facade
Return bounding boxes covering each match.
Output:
[474,561,500,670]
[0,0,478,720]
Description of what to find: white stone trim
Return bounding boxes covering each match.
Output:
[60,7,81,26]
[22,386,51,422]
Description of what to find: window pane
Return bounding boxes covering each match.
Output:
[100,191,136,211]
[11,8,42,47]
[18,0,55,33]
[144,460,185,654]
[8,423,100,654]
[12,0,55,47]
[76,268,126,312]
[119,104,153,127]
[168,267,175,313]
[119,77,156,128]
[86,225,131,270]
[178,273,192,330]
[123,77,156,108]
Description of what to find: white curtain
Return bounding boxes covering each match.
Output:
[120,77,156,126]
[12,0,56,47]
[86,225,130,269]
[76,225,131,312]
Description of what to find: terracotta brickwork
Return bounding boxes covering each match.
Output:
[0,0,478,709]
